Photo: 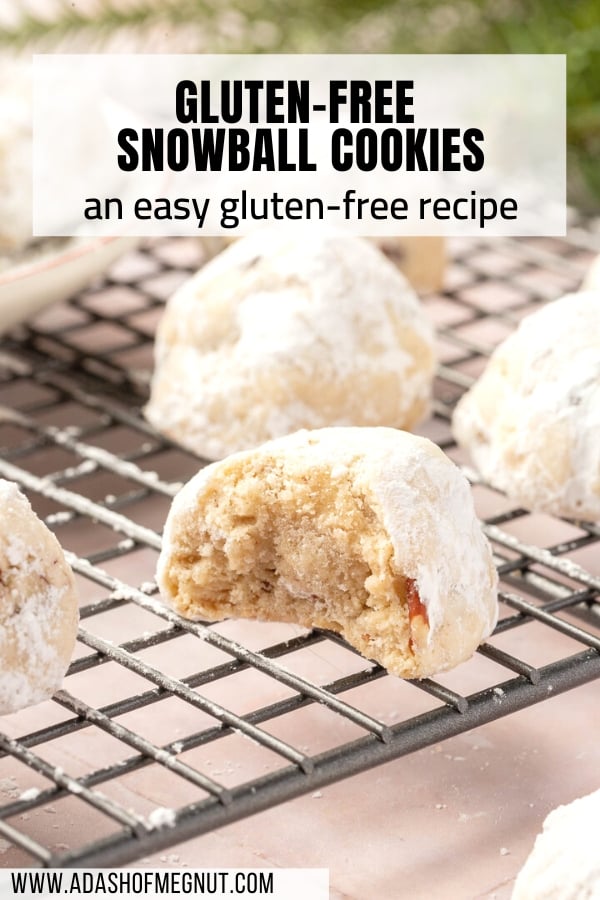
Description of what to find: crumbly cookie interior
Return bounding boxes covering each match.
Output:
[162,455,428,674]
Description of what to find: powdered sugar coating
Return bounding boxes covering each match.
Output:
[512,789,600,899]
[0,479,78,713]
[453,292,600,521]
[146,233,436,460]
[366,441,497,638]
[158,428,497,678]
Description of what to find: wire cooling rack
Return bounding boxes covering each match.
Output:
[0,228,599,868]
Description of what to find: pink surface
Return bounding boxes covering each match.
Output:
[0,650,597,898]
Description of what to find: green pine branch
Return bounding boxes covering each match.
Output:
[0,1,216,49]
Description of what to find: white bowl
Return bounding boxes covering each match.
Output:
[0,236,138,334]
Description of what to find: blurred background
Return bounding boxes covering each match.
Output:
[0,0,598,212]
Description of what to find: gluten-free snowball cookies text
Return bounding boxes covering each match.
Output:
[32,53,565,237]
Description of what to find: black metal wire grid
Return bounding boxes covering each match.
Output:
[0,228,598,868]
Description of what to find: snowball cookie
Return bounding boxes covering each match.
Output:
[452,292,600,521]
[0,480,79,713]
[145,233,436,460]
[371,236,445,292]
[512,789,600,899]
[203,235,446,293]
[157,427,498,679]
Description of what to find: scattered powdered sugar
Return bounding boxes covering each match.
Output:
[147,807,176,829]
[62,460,97,479]
[110,588,133,601]
[0,778,19,799]
[139,581,156,594]
[117,538,135,551]
[45,510,73,526]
